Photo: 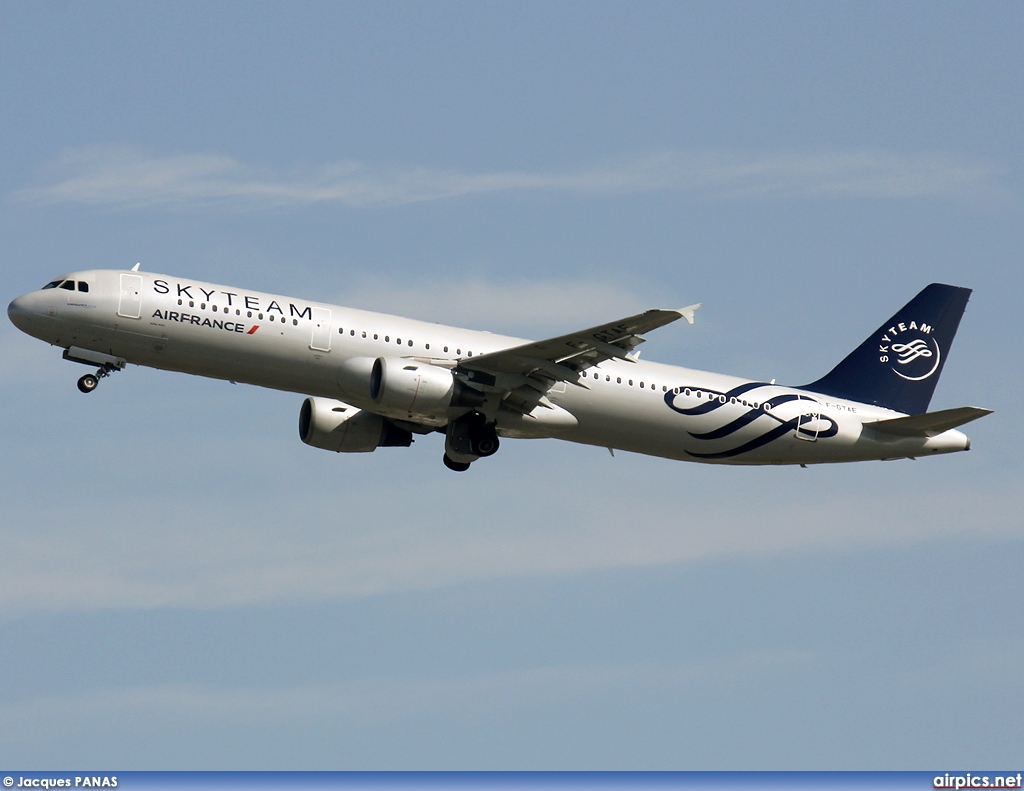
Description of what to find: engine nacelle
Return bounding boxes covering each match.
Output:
[336,356,377,401]
[370,357,483,422]
[299,397,412,453]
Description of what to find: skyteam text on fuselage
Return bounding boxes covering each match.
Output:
[8,266,991,471]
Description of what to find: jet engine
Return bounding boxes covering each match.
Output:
[299,397,412,453]
[369,357,485,422]
[370,357,453,420]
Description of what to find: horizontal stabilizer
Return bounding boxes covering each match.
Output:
[866,406,993,437]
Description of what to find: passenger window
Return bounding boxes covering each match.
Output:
[408,340,413,347]
[293,319,298,326]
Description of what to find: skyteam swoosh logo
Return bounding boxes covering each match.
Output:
[664,383,838,459]
[890,336,941,381]
[893,338,932,364]
[877,319,941,381]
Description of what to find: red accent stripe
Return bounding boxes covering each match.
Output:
[247,326,259,335]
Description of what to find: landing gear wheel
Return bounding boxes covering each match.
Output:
[472,430,500,457]
[443,453,472,472]
[77,374,99,394]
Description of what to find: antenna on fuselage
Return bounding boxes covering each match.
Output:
[131,262,141,272]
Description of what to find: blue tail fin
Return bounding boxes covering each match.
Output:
[801,283,972,415]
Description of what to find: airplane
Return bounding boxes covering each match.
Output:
[7,265,991,472]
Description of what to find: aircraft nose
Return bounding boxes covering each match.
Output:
[8,294,35,331]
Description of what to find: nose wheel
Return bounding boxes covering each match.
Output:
[77,374,99,393]
[76,362,119,394]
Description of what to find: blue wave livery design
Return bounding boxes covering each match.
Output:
[665,383,838,459]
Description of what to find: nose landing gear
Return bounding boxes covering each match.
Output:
[63,347,126,394]
[77,362,120,394]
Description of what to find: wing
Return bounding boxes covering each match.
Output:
[458,304,700,416]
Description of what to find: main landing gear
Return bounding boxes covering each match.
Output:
[442,411,500,472]
[443,454,472,472]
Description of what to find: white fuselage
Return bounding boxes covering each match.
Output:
[8,269,972,465]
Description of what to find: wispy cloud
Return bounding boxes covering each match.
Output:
[0,457,1018,617]
[13,146,1007,210]
[0,652,810,743]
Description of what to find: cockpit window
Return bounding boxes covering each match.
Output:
[77,282,89,293]
[42,280,63,290]
[60,281,75,291]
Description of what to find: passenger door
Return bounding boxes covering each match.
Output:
[117,274,143,319]
[795,395,820,442]
[310,307,332,352]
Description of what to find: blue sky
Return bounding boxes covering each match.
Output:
[1,1,1022,768]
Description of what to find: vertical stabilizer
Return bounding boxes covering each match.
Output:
[801,283,972,415]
